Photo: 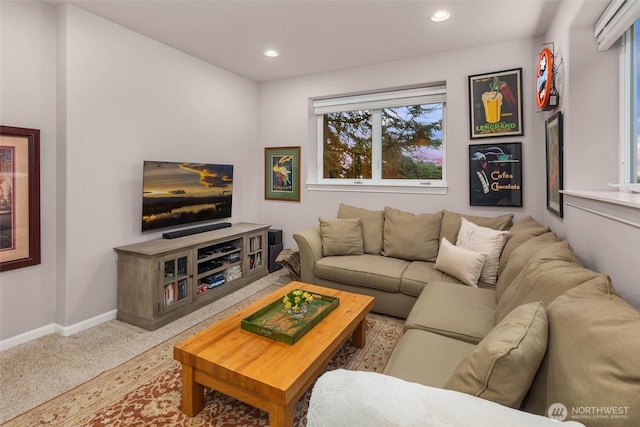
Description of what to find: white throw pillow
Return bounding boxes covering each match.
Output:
[456,218,510,285]
[434,238,487,287]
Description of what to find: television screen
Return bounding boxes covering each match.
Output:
[142,161,233,232]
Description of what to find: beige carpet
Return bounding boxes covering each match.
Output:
[0,269,292,423]
[2,278,404,426]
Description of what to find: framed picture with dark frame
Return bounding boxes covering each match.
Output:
[545,111,563,217]
[264,146,301,202]
[0,125,41,272]
[469,68,523,139]
[469,142,522,207]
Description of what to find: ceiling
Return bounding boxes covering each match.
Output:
[62,0,604,83]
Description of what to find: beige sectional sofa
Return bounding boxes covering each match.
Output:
[295,204,640,426]
[294,205,514,318]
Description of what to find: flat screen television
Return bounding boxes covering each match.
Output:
[141,161,233,232]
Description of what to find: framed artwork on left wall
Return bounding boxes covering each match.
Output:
[264,146,301,202]
[0,125,41,272]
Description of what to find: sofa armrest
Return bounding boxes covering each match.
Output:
[293,227,323,283]
[308,369,585,427]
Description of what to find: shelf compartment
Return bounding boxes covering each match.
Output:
[164,279,189,307]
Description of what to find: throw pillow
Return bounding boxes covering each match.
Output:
[383,207,443,261]
[434,238,487,287]
[337,203,384,255]
[439,210,513,244]
[522,278,640,426]
[445,301,548,409]
[456,218,510,285]
[318,217,364,256]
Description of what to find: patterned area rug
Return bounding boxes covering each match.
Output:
[5,285,404,426]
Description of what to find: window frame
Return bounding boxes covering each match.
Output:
[311,86,448,195]
[619,21,638,186]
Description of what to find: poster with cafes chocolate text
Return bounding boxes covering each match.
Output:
[469,143,522,207]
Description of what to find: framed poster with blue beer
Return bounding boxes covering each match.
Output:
[469,68,523,139]
[265,146,301,202]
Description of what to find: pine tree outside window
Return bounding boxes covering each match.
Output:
[313,86,447,193]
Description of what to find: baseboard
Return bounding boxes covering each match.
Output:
[55,309,118,337]
[0,309,118,352]
[0,324,56,352]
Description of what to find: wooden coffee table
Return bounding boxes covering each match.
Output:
[173,281,375,427]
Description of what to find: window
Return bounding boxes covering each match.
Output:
[631,19,639,184]
[313,86,446,193]
[621,19,639,185]
[596,0,640,187]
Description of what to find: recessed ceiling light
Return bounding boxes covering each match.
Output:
[430,10,450,22]
[264,49,279,58]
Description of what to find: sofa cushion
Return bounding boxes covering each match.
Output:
[337,203,384,255]
[383,328,476,388]
[315,254,409,293]
[434,237,487,287]
[404,281,497,344]
[495,231,559,301]
[383,207,443,261]
[445,302,548,409]
[319,217,364,256]
[497,216,549,277]
[456,218,510,285]
[399,261,468,297]
[495,241,601,323]
[439,210,513,245]
[522,278,640,426]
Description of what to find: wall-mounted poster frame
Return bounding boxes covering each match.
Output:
[469,142,522,207]
[0,125,41,272]
[264,146,301,202]
[545,111,563,217]
[469,68,523,139]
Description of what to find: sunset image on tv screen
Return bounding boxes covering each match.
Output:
[142,161,233,232]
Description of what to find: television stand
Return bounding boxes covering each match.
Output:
[162,222,232,239]
[114,222,269,330]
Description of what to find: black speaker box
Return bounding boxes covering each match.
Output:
[268,229,282,245]
[268,243,283,273]
[162,222,231,239]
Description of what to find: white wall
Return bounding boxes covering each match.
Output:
[0,1,58,341]
[58,5,260,327]
[542,1,640,307]
[0,3,260,343]
[258,38,546,249]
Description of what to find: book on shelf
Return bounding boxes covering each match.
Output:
[165,283,175,305]
[178,280,187,300]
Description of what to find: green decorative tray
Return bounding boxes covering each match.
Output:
[241,292,340,345]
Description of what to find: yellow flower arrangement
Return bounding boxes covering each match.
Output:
[282,289,314,312]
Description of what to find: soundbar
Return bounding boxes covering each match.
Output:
[162,222,232,239]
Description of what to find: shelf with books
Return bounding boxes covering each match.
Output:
[164,278,189,307]
[247,232,266,274]
[160,252,192,311]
